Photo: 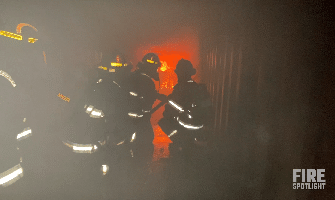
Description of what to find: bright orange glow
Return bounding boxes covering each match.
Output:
[152,142,170,162]
[159,61,168,72]
[16,23,38,34]
[158,61,178,96]
[137,27,199,161]
[134,27,200,83]
[152,124,171,143]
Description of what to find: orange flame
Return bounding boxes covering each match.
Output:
[135,28,199,161]
[159,61,168,72]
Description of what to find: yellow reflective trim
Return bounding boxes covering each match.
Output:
[98,66,108,70]
[146,59,155,64]
[0,30,22,41]
[111,62,123,67]
[28,38,38,43]
[57,93,70,102]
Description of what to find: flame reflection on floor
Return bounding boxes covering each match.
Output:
[151,100,172,162]
[150,59,180,162]
[134,28,199,161]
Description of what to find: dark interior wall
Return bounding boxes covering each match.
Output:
[198,1,333,199]
[299,1,335,199]
[246,3,316,199]
[1,1,333,198]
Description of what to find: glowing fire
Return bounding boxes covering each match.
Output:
[150,60,179,161]
[152,140,170,162]
[160,61,168,72]
[158,61,178,96]
[135,28,199,161]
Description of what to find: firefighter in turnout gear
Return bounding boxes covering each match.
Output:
[159,59,213,159]
[120,53,165,165]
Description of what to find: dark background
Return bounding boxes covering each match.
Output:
[1,0,334,199]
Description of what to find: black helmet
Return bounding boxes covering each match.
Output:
[101,52,125,66]
[139,53,161,69]
[174,59,196,76]
[136,53,161,81]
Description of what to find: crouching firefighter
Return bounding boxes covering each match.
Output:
[159,59,213,159]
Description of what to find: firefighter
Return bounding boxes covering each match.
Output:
[160,59,212,162]
[121,53,165,167]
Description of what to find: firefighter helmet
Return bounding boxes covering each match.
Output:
[140,53,161,69]
[174,59,196,76]
[136,53,161,81]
